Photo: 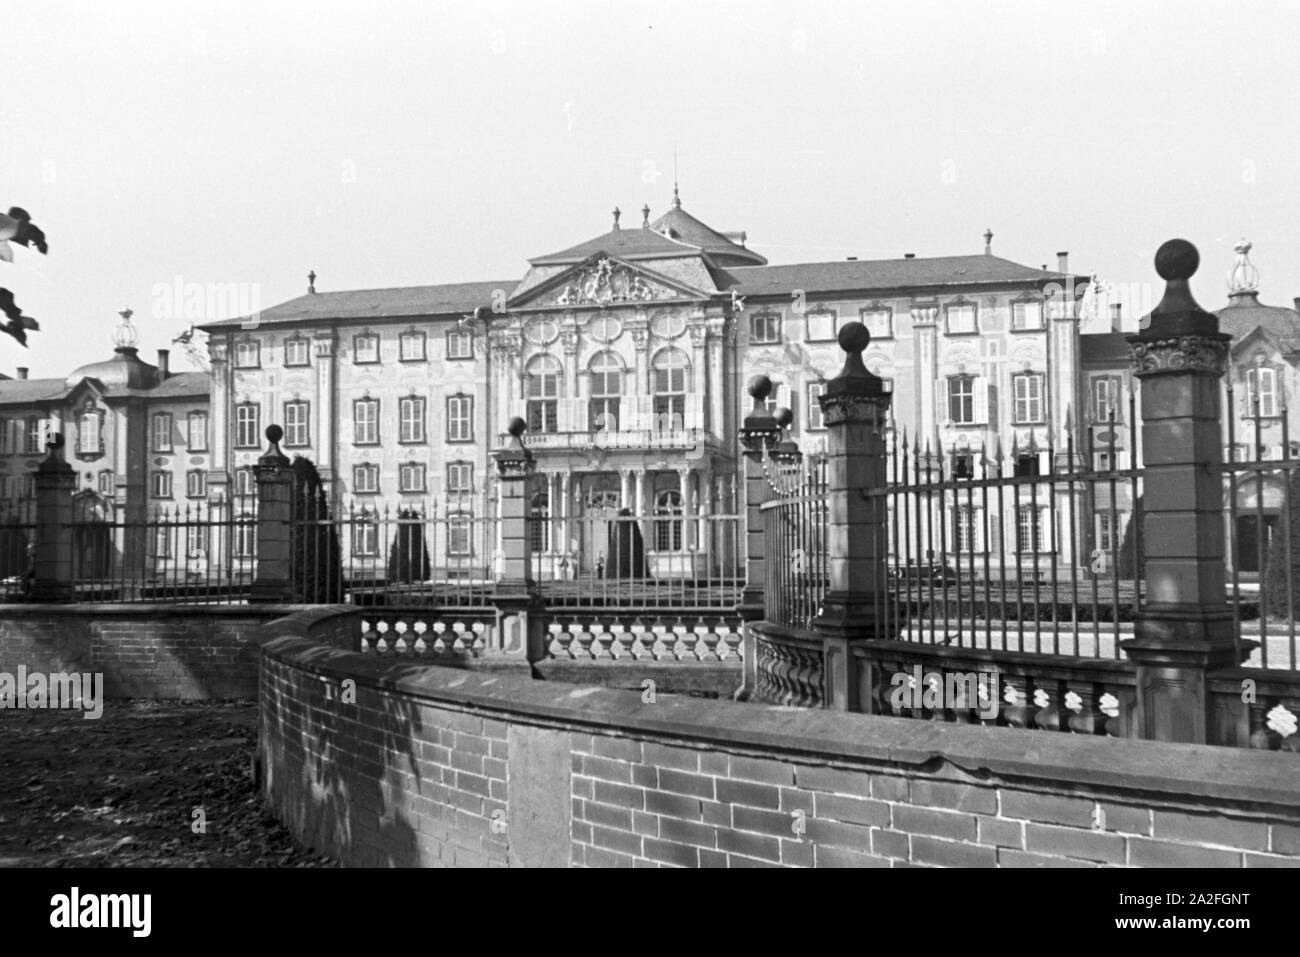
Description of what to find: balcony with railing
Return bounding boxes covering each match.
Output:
[494,395,716,453]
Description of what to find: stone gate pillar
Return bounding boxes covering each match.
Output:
[490,417,544,660]
[736,376,781,699]
[1124,239,1250,743]
[814,323,894,711]
[32,434,75,602]
[251,425,295,604]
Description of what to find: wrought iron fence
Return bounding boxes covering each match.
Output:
[62,502,256,603]
[535,511,744,610]
[760,455,828,630]
[293,500,498,608]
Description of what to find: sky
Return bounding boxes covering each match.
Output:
[2,0,1299,377]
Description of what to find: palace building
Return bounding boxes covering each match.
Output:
[198,190,1089,579]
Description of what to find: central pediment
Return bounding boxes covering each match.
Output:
[510,253,717,309]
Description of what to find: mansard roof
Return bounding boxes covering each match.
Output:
[720,255,1078,299]
[199,280,511,330]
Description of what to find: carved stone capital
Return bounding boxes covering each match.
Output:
[1128,334,1230,378]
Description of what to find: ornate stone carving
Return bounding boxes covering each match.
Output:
[1129,336,1230,377]
[555,256,662,306]
[820,393,891,427]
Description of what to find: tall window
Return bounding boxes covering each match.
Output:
[526,355,562,433]
[651,348,690,430]
[446,329,473,360]
[186,525,209,557]
[589,352,622,433]
[79,410,101,455]
[186,470,206,498]
[284,401,310,448]
[447,395,473,442]
[948,375,976,425]
[954,506,977,552]
[154,525,172,559]
[0,418,10,455]
[861,307,892,339]
[946,302,977,335]
[399,396,426,444]
[399,331,426,362]
[1098,512,1117,553]
[750,311,781,344]
[1013,373,1044,424]
[530,491,550,552]
[1012,301,1044,331]
[234,340,260,368]
[952,452,975,479]
[284,337,310,367]
[98,470,114,495]
[447,461,473,496]
[187,411,208,451]
[654,490,683,551]
[234,467,256,499]
[235,403,260,448]
[353,333,379,364]
[398,462,426,493]
[1092,376,1121,423]
[352,511,379,557]
[25,417,41,454]
[447,515,473,557]
[806,308,837,342]
[152,413,173,452]
[1017,506,1044,553]
[150,470,172,498]
[353,399,379,445]
[807,381,827,430]
[353,463,379,494]
[1246,367,1279,417]
[234,513,255,559]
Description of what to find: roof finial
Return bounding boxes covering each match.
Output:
[307,270,316,294]
[1227,238,1259,295]
[612,206,621,230]
[673,147,681,209]
[983,228,993,255]
[641,203,650,228]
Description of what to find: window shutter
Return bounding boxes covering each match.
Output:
[974,376,987,425]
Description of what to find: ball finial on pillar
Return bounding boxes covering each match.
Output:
[838,321,871,354]
[747,374,772,402]
[1155,239,1199,281]
[508,416,527,438]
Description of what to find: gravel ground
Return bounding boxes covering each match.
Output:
[0,699,335,867]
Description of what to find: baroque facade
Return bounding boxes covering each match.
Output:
[200,193,1089,578]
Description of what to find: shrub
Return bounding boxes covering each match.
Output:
[387,509,430,583]
[290,456,344,602]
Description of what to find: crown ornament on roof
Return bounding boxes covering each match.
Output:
[1227,238,1259,295]
[113,307,138,349]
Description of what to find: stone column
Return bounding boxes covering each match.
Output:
[1123,240,1248,743]
[31,434,75,602]
[814,323,895,711]
[251,425,295,604]
[634,470,646,519]
[490,417,543,659]
[313,334,337,485]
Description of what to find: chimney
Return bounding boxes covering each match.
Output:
[904,253,915,259]
[1110,303,1123,333]
[15,367,27,380]
[1057,251,1069,273]
[847,256,858,261]
[157,349,170,381]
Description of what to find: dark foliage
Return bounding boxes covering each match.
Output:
[387,509,431,583]
[290,456,343,603]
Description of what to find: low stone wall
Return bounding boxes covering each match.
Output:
[0,604,315,699]
[260,608,1300,868]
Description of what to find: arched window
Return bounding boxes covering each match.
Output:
[526,355,562,433]
[654,489,683,552]
[651,349,690,431]
[589,352,622,434]
[529,490,550,552]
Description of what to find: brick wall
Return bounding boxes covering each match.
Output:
[0,604,330,699]
[260,613,1300,868]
